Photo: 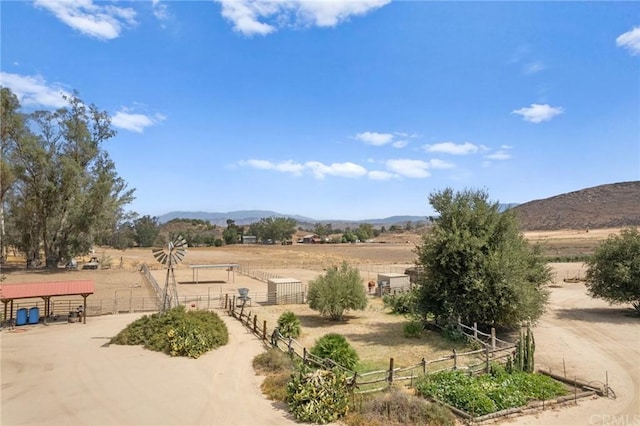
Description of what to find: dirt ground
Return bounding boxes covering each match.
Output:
[1,229,638,425]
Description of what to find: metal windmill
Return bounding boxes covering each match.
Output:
[152,235,187,312]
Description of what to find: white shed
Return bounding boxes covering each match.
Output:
[267,278,305,304]
[377,273,411,295]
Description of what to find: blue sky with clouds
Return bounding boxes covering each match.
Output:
[1,1,639,220]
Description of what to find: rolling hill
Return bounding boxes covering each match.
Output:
[512,181,640,231]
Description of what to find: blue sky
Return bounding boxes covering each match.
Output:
[1,1,639,220]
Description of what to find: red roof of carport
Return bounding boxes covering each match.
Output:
[0,280,95,301]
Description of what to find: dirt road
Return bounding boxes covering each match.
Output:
[1,313,296,426]
[512,265,640,426]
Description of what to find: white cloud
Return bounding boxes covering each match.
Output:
[391,140,408,149]
[112,108,166,133]
[385,159,431,178]
[306,161,367,179]
[423,141,479,155]
[368,170,397,181]
[240,159,366,179]
[523,61,545,75]
[354,131,394,146]
[616,26,640,56]
[512,103,564,123]
[485,150,511,161]
[34,0,136,40]
[0,72,70,108]
[427,159,455,169]
[152,0,169,22]
[215,0,389,36]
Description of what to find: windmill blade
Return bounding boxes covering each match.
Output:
[152,248,169,265]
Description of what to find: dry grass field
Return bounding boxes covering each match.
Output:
[2,228,638,425]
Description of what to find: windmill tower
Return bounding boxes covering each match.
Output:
[152,235,187,312]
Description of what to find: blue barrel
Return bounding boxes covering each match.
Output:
[16,308,28,326]
[28,307,40,324]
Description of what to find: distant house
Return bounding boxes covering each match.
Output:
[242,235,257,244]
[302,234,321,244]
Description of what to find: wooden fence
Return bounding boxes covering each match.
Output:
[224,299,516,394]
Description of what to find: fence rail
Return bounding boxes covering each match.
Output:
[224,298,516,395]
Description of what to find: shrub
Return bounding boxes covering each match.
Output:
[345,387,455,426]
[403,320,423,338]
[277,311,301,338]
[307,262,368,320]
[110,306,228,358]
[286,367,350,424]
[382,290,417,315]
[310,333,359,370]
[261,372,291,402]
[253,348,294,374]
[213,238,223,247]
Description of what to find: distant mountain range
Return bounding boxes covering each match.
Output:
[157,182,639,230]
[158,205,518,227]
[157,210,430,226]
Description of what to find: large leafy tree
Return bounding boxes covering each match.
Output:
[134,215,160,247]
[585,228,640,314]
[248,216,297,243]
[5,89,134,267]
[0,88,27,261]
[307,262,368,321]
[415,188,550,328]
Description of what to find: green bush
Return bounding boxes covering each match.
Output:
[286,367,350,424]
[277,311,301,338]
[382,290,417,315]
[310,333,359,370]
[213,238,223,247]
[415,369,567,416]
[346,387,455,426]
[253,348,294,374]
[110,306,228,358]
[403,320,423,338]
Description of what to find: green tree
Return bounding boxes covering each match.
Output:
[313,222,332,238]
[134,215,160,247]
[250,216,297,243]
[7,90,134,267]
[223,219,242,244]
[585,228,640,314]
[415,188,550,328]
[0,88,26,261]
[307,262,368,320]
[355,223,374,242]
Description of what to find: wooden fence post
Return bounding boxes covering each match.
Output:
[253,315,257,333]
[473,322,478,340]
[263,320,267,341]
[224,294,228,310]
[388,358,394,386]
[422,357,426,375]
[491,327,496,349]
[303,347,307,364]
[485,345,490,373]
[453,349,458,370]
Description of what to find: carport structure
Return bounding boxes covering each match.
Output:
[0,280,95,324]
[189,264,239,284]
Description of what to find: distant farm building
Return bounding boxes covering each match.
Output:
[377,273,411,295]
[267,278,305,304]
[301,234,322,244]
[242,235,257,244]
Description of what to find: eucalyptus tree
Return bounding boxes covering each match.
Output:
[7,90,134,267]
[415,188,551,328]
